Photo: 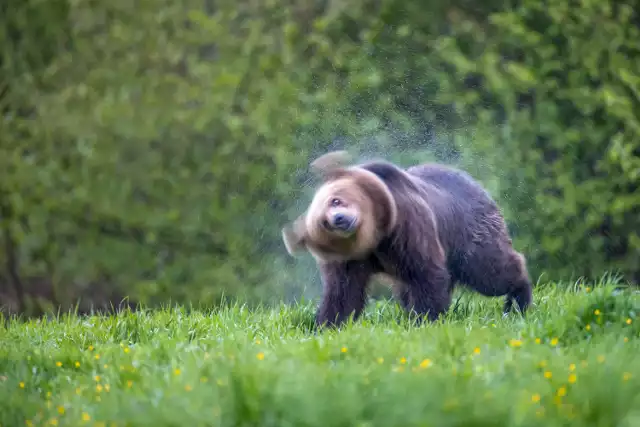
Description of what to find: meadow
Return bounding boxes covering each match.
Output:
[1,279,638,427]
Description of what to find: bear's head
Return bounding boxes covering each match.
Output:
[282,151,398,262]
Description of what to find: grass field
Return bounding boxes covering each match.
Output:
[1,279,639,427]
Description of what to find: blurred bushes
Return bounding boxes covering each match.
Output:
[433,0,640,283]
[1,0,638,315]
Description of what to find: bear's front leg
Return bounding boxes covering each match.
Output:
[316,260,374,328]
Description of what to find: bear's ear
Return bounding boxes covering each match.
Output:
[281,215,308,256]
[310,150,352,180]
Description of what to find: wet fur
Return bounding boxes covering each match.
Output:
[283,154,533,327]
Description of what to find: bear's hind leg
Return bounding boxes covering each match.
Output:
[458,246,533,316]
[503,280,533,315]
[501,251,533,315]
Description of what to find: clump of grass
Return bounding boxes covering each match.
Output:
[0,279,638,427]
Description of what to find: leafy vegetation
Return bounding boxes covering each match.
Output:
[433,0,640,283]
[1,280,638,427]
[1,0,639,315]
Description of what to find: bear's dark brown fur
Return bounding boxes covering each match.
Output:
[282,151,533,327]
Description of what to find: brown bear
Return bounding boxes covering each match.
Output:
[282,150,533,327]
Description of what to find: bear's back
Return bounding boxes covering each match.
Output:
[358,160,497,211]
[359,160,506,256]
[406,163,498,210]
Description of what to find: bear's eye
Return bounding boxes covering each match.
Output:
[330,198,342,207]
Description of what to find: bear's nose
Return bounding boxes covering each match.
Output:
[332,213,353,231]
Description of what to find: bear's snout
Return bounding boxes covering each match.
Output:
[331,212,357,232]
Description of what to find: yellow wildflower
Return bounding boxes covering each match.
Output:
[550,337,558,346]
[623,372,632,381]
[557,387,567,397]
[88,345,94,351]
[127,380,133,388]
[473,347,481,354]
[96,384,103,393]
[531,393,540,403]
[57,406,65,415]
[377,357,384,364]
[94,354,100,360]
[585,324,591,331]
[535,338,541,344]
[55,362,62,367]
[174,369,181,376]
[544,371,552,379]
[399,357,407,364]
[626,318,632,325]
[509,339,522,347]
[19,382,25,389]
[624,337,629,343]
[594,309,601,316]
[569,363,576,371]
[185,385,192,392]
[597,355,605,363]
[49,418,58,426]
[256,352,265,361]
[419,359,432,369]
[568,374,577,384]
[123,347,130,354]
[340,347,347,353]
[75,361,80,368]
[82,412,90,422]
[94,375,100,382]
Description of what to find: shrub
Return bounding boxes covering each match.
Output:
[3,0,637,315]
[432,0,640,283]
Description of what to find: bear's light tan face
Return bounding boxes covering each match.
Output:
[307,178,366,237]
[282,166,398,263]
[302,174,390,262]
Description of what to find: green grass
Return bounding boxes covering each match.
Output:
[1,280,639,427]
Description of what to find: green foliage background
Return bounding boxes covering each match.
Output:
[1,0,639,314]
